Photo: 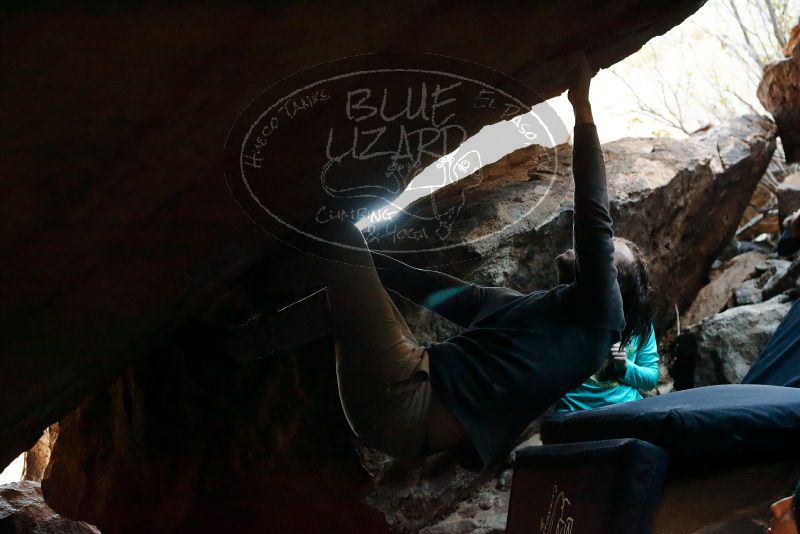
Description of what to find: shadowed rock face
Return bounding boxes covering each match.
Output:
[1,0,710,470]
[43,326,392,534]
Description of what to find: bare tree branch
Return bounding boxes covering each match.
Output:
[728,0,763,66]
[725,87,762,115]
[613,0,795,142]
[765,0,787,48]
[609,67,691,133]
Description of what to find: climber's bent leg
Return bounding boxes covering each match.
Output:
[308,220,433,458]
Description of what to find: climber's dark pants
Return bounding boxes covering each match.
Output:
[304,221,433,458]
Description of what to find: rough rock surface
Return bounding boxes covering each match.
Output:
[735,179,780,240]
[675,295,792,387]
[368,115,777,336]
[778,171,800,223]
[22,425,58,482]
[1,0,711,471]
[0,481,99,534]
[761,257,800,300]
[42,328,392,534]
[682,251,767,327]
[758,35,800,163]
[729,259,793,306]
[362,454,497,534]
[417,472,512,534]
[736,211,780,241]
[738,179,778,238]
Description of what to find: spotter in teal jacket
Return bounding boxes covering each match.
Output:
[554,325,659,413]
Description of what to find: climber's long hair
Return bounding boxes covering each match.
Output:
[594,238,654,382]
[616,237,654,349]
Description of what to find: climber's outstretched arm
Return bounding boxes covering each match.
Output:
[569,53,625,332]
[371,251,522,328]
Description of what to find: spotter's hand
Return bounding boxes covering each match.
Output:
[611,342,628,373]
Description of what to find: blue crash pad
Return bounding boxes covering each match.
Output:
[541,384,800,460]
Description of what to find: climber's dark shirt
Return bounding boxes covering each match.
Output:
[374,123,625,470]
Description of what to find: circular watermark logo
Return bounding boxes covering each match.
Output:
[224,53,564,265]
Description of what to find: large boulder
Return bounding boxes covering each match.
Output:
[675,295,793,388]
[368,115,777,335]
[0,481,99,534]
[1,0,711,470]
[758,33,800,163]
